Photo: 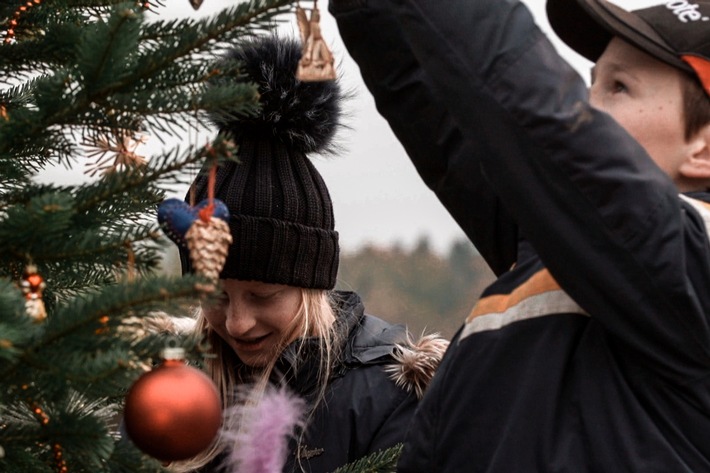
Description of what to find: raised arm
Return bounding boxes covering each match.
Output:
[333,0,710,379]
[329,0,518,276]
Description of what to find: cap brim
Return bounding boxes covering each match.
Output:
[546,0,693,73]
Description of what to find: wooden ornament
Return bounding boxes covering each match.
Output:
[296,2,336,82]
[21,264,47,323]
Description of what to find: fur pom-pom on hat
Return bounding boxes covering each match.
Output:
[211,34,342,155]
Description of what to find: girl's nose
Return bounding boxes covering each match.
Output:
[224,306,256,338]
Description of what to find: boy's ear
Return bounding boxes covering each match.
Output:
[679,123,710,180]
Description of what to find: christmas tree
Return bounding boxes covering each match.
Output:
[0,0,294,471]
[0,0,405,471]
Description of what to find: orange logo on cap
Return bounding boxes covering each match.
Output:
[682,55,710,97]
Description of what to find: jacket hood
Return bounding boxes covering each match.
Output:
[336,291,450,400]
[275,291,449,400]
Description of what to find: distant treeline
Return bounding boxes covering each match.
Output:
[336,237,495,340]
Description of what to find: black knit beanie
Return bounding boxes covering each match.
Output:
[180,35,341,289]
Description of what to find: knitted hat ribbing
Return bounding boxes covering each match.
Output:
[180,35,341,289]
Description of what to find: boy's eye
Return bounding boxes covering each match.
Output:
[611,80,627,93]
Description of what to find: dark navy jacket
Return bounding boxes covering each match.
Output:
[329,0,710,471]
[278,291,418,473]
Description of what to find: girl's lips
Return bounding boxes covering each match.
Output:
[233,334,270,352]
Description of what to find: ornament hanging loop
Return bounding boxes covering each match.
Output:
[296,0,336,82]
[161,336,185,361]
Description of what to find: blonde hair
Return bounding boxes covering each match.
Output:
[171,288,340,472]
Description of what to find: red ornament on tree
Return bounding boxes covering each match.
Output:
[124,347,222,462]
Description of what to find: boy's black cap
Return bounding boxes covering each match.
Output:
[546,0,710,96]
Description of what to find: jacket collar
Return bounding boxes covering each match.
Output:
[683,190,710,204]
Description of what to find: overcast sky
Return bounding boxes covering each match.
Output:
[44,0,659,253]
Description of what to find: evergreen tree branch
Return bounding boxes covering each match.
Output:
[330,444,404,473]
[0,0,292,160]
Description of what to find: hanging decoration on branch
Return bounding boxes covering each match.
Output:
[21,264,47,323]
[158,157,232,283]
[296,0,336,82]
[20,395,69,472]
[52,443,67,473]
[123,347,221,462]
[3,0,42,44]
[82,128,149,177]
[189,0,204,10]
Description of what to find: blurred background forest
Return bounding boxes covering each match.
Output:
[336,238,495,339]
[164,238,496,340]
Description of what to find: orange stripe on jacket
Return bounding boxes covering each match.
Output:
[467,269,561,323]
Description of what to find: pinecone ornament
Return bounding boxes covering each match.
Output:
[185,217,232,282]
[158,197,232,283]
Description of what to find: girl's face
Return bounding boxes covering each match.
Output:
[202,279,302,368]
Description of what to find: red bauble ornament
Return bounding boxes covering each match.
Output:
[124,348,222,462]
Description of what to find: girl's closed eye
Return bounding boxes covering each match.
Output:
[250,290,282,301]
[203,292,229,312]
[218,291,230,304]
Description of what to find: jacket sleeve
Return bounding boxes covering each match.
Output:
[330,0,710,381]
[329,0,518,276]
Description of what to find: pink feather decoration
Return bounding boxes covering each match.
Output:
[221,386,307,473]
